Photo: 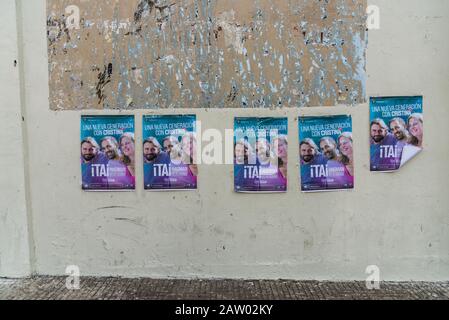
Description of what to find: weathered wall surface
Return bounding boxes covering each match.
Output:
[1,0,448,281]
[0,0,32,278]
[47,0,367,110]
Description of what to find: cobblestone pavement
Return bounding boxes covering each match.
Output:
[1,277,448,300]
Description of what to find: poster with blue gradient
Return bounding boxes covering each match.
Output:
[81,115,135,191]
[143,115,198,190]
[370,96,423,172]
[299,115,354,192]
[234,117,288,193]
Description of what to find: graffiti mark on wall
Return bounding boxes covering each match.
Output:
[47,0,368,110]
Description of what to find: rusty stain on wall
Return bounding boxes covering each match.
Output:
[47,0,368,110]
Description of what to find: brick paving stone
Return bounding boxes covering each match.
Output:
[0,277,448,300]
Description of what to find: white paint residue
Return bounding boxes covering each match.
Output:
[216,10,245,55]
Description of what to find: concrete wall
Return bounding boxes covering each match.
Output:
[1,0,448,280]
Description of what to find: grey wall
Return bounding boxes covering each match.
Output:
[1,0,448,280]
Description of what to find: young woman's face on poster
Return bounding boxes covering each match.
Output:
[339,136,353,157]
[274,138,288,159]
[408,117,423,138]
[121,136,135,157]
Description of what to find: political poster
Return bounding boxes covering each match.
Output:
[143,115,198,190]
[299,115,354,192]
[81,115,135,191]
[234,117,288,193]
[370,96,423,172]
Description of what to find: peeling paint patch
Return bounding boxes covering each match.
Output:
[47,0,367,110]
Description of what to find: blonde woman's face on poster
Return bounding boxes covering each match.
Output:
[121,136,134,157]
[409,118,423,138]
[275,139,288,158]
[339,137,353,157]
